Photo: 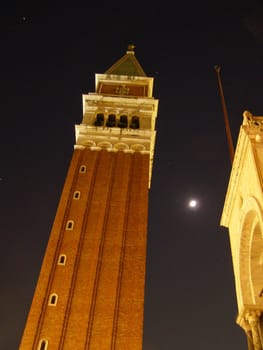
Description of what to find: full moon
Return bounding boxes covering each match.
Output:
[188,199,198,208]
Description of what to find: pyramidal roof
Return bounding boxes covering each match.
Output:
[105,45,147,77]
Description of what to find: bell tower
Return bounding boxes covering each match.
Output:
[19,46,159,350]
[221,111,263,350]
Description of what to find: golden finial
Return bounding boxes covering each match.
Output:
[127,44,136,54]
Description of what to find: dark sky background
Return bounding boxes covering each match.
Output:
[1,1,263,349]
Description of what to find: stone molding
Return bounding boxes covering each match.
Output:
[238,306,263,350]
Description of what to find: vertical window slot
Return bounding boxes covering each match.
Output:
[38,339,48,350]
[66,220,74,230]
[79,165,86,173]
[49,293,58,306]
[58,254,66,265]
[73,191,80,200]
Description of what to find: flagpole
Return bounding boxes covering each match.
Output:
[214,65,235,164]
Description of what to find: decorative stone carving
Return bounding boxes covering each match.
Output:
[245,309,263,350]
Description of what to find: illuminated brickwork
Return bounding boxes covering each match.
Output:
[19,47,159,349]
[20,149,149,349]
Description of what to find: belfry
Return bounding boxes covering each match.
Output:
[19,46,159,350]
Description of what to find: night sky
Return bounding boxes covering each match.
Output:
[1,1,263,349]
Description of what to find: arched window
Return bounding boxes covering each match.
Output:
[94,113,105,126]
[79,165,86,173]
[66,220,74,230]
[130,115,140,129]
[73,191,80,200]
[58,254,66,265]
[38,339,48,350]
[49,293,58,306]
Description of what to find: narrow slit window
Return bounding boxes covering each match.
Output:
[49,293,58,306]
[66,220,74,230]
[58,254,66,265]
[38,339,48,350]
[73,191,80,200]
[79,165,86,173]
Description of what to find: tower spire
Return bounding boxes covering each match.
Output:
[105,45,146,76]
[214,65,235,164]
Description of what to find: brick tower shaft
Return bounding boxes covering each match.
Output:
[19,46,159,350]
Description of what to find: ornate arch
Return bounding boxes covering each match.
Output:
[239,196,263,307]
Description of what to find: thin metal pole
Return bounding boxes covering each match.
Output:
[214,65,235,164]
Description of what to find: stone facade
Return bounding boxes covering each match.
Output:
[221,111,263,350]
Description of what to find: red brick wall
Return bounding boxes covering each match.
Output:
[19,149,149,350]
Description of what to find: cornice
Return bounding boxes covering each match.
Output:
[221,111,263,227]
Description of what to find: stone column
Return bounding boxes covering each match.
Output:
[245,310,263,350]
